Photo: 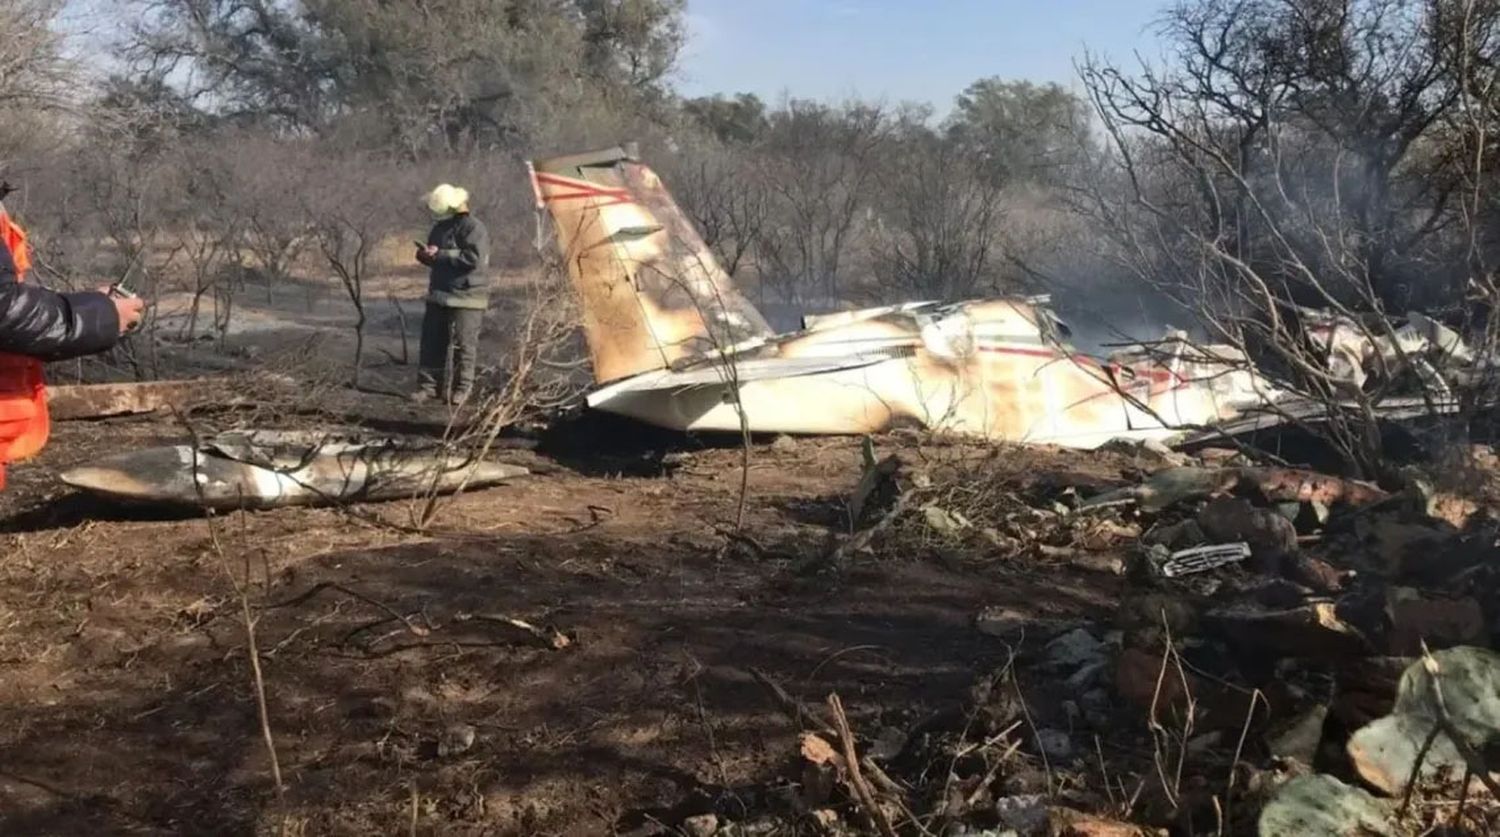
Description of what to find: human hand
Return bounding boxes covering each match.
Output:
[106,292,144,334]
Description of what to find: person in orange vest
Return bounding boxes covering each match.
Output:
[0,185,144,490]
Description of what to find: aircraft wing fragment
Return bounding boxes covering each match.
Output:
[586,354,895,405]
[1179,395,1461,444]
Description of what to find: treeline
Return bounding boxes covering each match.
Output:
[1,0,1096,327]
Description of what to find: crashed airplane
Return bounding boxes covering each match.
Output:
[60,430,528,510]
[529,145,1290,449]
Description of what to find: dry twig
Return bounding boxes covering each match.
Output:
[828,693,899,837]
[453,612,571,650]
[265,581,429,638]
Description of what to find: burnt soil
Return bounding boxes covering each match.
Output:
[0,402,1134,836]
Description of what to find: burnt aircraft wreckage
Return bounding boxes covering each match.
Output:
[529,145,1470,449]
[60,430,528,510]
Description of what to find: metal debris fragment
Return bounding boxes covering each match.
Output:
[1159,542,1251,577]
[60,429,529,510]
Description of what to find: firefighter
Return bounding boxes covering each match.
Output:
[413,184,490,404]
[0,186,144,490]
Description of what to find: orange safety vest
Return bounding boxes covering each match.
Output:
[0,211,49,491]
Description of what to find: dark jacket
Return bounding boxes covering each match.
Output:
[0,242,119,361]
[425,213,490,310]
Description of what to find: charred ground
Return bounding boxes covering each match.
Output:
[0,409,1135,836]
[5,379,1500,836]
[2,268,1499,836]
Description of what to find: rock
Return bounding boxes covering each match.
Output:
[868,726,906,761]
[1404,478,1480,529]
[1142,519,1206,549]
[994,794,1048,835]
[437,723,476,757]
[1266,705,1328,764]
[1081,688,1113,714]
[1066,661,1108,692]
[1065,551,1129,575]
[1100,437,1189,467]
[976,607,1076,639]
[1333,585,1390,646]
[722,818,781,836]
[1204,602,1373,660]
[1196,447,1245,466]
[1035,728,1075,762]
[1062,699,1081,726]
[768,434,798,453]
[1116,594,1199,633]
[1198,497,1296,569]
[1470,444,1500,470]
[1348,713,1463,796]
[1406,532,1500,586]
[1248,578,1315,609]
[1330,656,1413,731]
[1272,501,1302,522]
[1079,519,1143,551]
[974,605,1026,638]
[921,504,971,538]
[1116,646,1193,718]
[1140,438,1181,460]
[682,813,719,837]
[1044,628,1108,671]
[1346,647,1500,796]
[805,809,840,833]
[1049,808,1161,836]
[1284,553,1345,594]
[1385,588,1487,655]
[1122,645,1236,726]
[1115,643,1288,732]
[1140,441,1188,465]
[979,527,1022,555]
[1256,773,1395,836]
[1361,517,1450,576]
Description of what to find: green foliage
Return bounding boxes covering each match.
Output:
[682,93,769,144]
[946,78,1090,186]
[126,0,685,152]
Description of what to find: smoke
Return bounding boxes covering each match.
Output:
[1047,286,1207,357]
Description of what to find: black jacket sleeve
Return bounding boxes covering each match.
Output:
[0,244,120,361]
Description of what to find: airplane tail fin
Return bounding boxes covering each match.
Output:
[529,145,774,384]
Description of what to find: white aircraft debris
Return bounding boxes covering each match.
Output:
[61,430,528,510]
[527,145,1298,449]
[529,145,1480,448]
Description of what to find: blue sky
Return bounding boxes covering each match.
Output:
[676,0,1172,113]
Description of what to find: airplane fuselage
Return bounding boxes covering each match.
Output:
[587,299,1272,448]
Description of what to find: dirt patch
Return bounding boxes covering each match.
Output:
[0,419,1134,835]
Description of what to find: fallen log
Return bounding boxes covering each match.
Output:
[46,379,251,420]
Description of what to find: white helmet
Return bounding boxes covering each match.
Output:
[425,183,470,219]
